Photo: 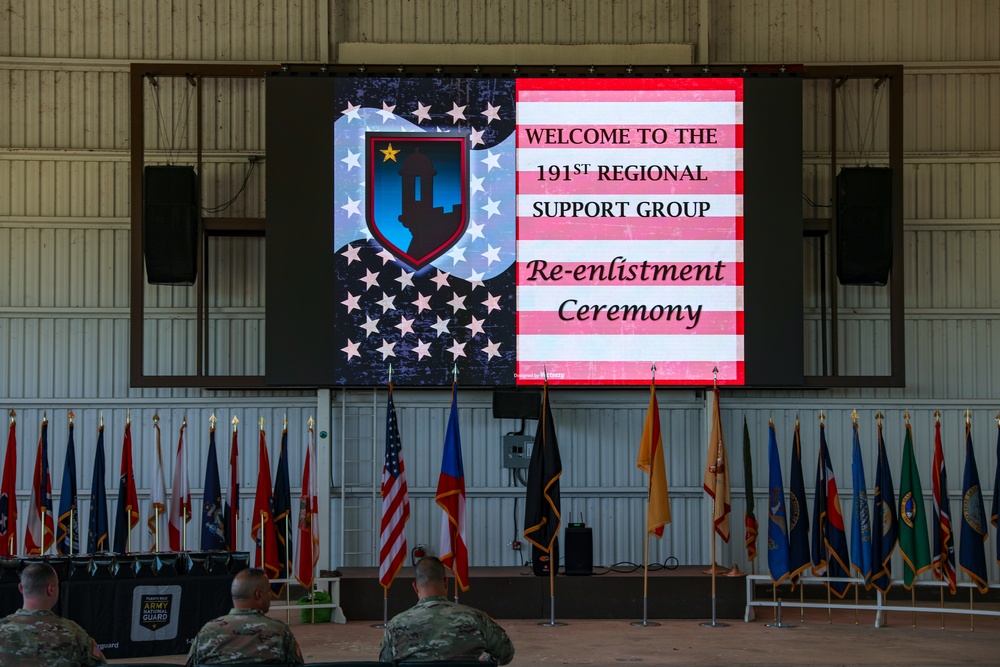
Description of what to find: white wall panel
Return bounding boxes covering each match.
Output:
[336,0,699,46]
[711,0,1000,64]
[1,0,325,61]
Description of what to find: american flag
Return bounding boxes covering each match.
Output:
[379,383,410,588]
[333,77,516,387]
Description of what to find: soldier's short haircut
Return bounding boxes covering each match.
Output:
[414,556,447,587]
[20,563,58,596]
[231,567,269,601]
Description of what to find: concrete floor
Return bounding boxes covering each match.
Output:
[112,607,1000,666]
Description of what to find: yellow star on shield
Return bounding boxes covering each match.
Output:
[380,142,401,162]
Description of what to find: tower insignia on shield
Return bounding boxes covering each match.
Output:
[366,132,469,271]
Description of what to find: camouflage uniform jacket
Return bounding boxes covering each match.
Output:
[185,608,304,666]
[0,608,107,667]
[379,595,515,665]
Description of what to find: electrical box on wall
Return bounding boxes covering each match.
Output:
[502,434,533,469]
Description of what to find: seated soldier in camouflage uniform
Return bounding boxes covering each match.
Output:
[379,557,514,665]
[186,567,303,666]
[0,562,107,667]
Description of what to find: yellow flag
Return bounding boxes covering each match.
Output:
[703,386,731,542]
[636,383,671,537]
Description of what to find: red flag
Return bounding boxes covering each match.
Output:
[25,417,55,555]
[1,415,17,556]
[168,421,192,551]
[703,387,731,542]
[379,383,410,588]
[113,421,140,553]
[252,425,279,578]
[295,423,320,588]
[225,422,240,551]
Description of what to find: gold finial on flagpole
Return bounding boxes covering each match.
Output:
[388,362,393,384]
[182,416,187,428]
[68,410,75,425]
[903,409,910,425]
[934,409,940,423]
[965,409,971,425]
[232,415,239,432]
[795,412,799,427]
[453,362,458,384]
[209,413,217,430]
[713,365,719,389]
[651,363,656,383]
[153,411,159,425]
[283,414,288,430]
[126,408,130,425]
[995,411,1000,427]
[259,416,265,431]
[8,409,14,424]
[307,416,315,429]
[43,410,48,423]
[768,416,774,426]
[876,410,884,426]
[818,410,825,426]
[851,409,858,424]
[98,411,102,428]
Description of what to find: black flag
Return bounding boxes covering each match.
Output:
[524,383,562,554]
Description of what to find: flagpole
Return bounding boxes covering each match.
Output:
[700,368,727,628]
[631,364,660,628]
[232,415,240,552]
[68,410,75,557]
[153,412,160,552]
[8,410,14,557]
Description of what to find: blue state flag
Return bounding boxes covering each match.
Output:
[870,420,897,593]
[787,421,811,582]
[57,421,79,555]
[959,422,988,593]
[766,422,790,585]
[992,424,999,565]
[87,426,109,553]
[850,422,873,588]
[201,427,226,552]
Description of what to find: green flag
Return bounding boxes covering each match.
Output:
[899,422,932,588]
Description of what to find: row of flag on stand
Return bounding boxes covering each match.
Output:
[0,410,320,592]
[760,410,996,597]
[378,380,567,595]
[379,382,475,593]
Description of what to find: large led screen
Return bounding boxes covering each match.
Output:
[266,72,802,388]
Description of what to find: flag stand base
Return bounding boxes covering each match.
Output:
[630,620,660,627]
[369,622,387,629]
[539,621,568,627]
[698,620,729,628]
[764,597,796,629]
[701,561,727,574]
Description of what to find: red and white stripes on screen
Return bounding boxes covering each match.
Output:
[516,78,744,385]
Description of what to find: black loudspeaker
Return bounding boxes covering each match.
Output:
[563,525,593,576]
[492,390,542,420]
[143,165,199,285]
[836,167,892,286]
[531,538,559,576]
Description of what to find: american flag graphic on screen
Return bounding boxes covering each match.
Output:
[515,78,745,385]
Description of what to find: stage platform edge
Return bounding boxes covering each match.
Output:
[326,566,746,621]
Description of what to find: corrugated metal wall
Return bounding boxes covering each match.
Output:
[2,0,1000,586]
